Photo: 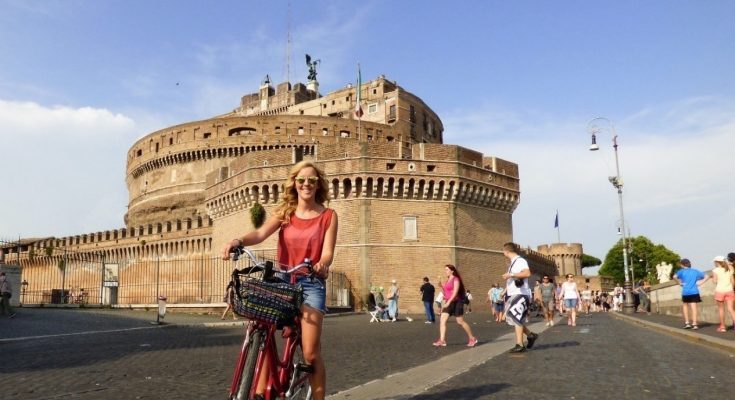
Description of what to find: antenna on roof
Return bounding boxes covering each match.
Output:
[285,0,292,84]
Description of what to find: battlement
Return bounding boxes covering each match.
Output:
[537,243,584,257]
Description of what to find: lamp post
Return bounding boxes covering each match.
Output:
[587,117,635,314]
[21,279,28,305]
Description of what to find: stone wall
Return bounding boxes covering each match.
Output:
[649,277,721,324]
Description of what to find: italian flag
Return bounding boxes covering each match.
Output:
[354,64,363,118]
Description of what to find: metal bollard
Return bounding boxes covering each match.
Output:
[151,296,167,325]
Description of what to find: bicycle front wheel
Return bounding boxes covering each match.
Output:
[284,345,312,400]
[234,329,264,400]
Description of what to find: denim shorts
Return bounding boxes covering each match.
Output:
[564,298,578,309]
[296,275,327,314]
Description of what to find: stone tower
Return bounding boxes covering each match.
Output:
[537,243,583,277]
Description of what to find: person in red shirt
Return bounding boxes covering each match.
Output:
[222,160,338,400]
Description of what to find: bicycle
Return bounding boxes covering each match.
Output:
[227,247,314,400]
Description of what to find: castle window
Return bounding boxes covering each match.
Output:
[322,128,329,136]
[367,135,373,141]
[388,105,396,122]
[345,96,350,102]
[169,138,173,145]
[300,110,304,115]
[409,105,416,123]
[403,216,418,240]
[298,127,304,135]
[136,149,142,157]
[373,89,377,95]
[204,132,211,139]
[323,104,327,109]
[368,103,377,114]
[386,136,394,142]
[427,165,436,172]
[331,100,335,105]
[386,163,395,170]
[155,143,159,152]
[340,131,350,138]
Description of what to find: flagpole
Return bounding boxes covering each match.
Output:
[357,62,362,141]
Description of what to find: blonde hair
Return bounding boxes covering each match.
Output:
[715,259,732,273]
[273,160,329,224]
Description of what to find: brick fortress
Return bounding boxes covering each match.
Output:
[5,73,558,313]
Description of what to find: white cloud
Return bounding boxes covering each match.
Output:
[445,97,735,272]
[0,99,139,239]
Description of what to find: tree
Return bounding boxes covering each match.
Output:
[581,254,602,268]
[599,235,680,285]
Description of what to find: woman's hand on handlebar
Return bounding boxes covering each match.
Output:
[313,261,329,278]
[221,239,242,260]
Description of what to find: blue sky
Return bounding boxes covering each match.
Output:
[1,0,734,274]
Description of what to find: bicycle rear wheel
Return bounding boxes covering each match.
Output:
[233,329,264,400]
[284,345,312,400]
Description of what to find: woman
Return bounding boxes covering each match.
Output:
[220,281,239,320]
[560,274,580,326]
[555,282,564,316]
[222,160,338,400]
[433,265,478,347]
[538,276,556,326]
[701,256,735,332]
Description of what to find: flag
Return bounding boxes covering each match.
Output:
[354,64,363,118]
[554,211,559,228]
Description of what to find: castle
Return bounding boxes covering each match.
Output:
[2,72,559,313]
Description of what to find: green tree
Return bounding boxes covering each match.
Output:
[599,235,680,285]
[581,254,602,268]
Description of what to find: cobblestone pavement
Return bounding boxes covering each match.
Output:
[0,308,510,399]
[412,311,735,400]
[2,308,734,399]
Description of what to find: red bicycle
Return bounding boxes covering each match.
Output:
[228,247,314,400]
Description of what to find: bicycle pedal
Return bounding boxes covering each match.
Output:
[296,363,315,373]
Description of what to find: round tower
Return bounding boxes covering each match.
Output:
[537,243,584,277]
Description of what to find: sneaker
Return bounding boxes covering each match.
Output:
[692,325,699,330]
[425,321,433,324]
[545,321,550,327]
[432,339,446,347]
[684,323,692,329]
[526,333,539,349]
[550,320,554,326]
[467,337,478,347]
[509,344,526,353]
[391,318,397,322]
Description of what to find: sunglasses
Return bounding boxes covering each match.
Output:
[295,176,319,185]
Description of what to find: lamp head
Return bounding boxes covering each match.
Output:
[589,133,600,151]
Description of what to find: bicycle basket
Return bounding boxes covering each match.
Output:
[232,278,303,325]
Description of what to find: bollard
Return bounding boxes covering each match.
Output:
[152,296,167,325]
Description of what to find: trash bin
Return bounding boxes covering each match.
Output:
[157,296,167,321]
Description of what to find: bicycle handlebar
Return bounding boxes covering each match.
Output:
[230,246,313,274]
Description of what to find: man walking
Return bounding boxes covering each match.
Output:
[0,272,16,318]
[420,277,436,323]
[674,258,705,330]
[501,242,538,353]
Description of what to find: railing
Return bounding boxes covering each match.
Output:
[17,254,351,309]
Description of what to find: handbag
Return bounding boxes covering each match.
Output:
[231,278,303,325]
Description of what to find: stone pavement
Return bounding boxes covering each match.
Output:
[1,308,734,399]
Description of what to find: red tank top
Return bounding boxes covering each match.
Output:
[277,208,334,276]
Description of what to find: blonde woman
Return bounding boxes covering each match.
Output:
[700,256,735,332]
[560,274,580,326]
[222,160,338,400]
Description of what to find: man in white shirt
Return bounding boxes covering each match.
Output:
[501,242,539,353]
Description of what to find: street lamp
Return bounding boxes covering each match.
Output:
[21,279,28,305]
[587,117,635,314]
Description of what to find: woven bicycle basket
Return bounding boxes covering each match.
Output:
[232,278,303,325]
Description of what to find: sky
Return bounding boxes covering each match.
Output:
[1,0,734,274]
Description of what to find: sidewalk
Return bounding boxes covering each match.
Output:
[610,310,735,352]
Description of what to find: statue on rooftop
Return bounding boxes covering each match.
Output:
[305,54,320,81]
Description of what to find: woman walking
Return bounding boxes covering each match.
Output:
[222,160,338,400]
[701,256,735,332]
[560,274,580,326]
[433,264,478,347]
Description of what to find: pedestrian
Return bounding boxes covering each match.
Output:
[555,281,564,316]
[465,290,473,313]
[560,274,580,326]
[387,279,400,322]
[538,275,556,326]
[221,160,337,400]
[501,242,539,353]
[420,277,436,324]
[487,283,504,322]
[375,287,389,321]
[674,258,705,330]
[633,280,651,314]
[699,256,734,332]
[581,285,593,315]
[434,290,444,316]
[0,272,16,318]
[612,283,623,312]
[600,292,611,312]
[220,281,239,320]
[432,264,478,347]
